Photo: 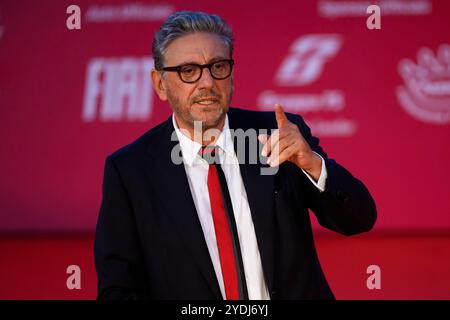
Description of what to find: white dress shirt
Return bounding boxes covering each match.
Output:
[172,114,327,300]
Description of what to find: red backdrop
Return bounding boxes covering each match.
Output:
[0,0,449,233]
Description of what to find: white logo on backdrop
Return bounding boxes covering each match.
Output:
[85,3,174,22]
[258,34,357,137]
[276,34,342,86]
[82,57,154,122]
[397,44,450,125]
[318,0,432,18]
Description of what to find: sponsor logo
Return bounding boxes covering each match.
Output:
[397,44,450,124]
[318,0,432,18]
[82,57,154,122]
[258,34,357,137]
[258,90,345,113]
[275,34,342,86]
[85,3,174,23]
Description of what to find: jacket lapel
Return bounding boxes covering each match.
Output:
[145,116,222,299]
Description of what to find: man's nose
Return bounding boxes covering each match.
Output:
[197,67,214,88]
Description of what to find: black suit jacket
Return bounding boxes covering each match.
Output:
[94,107,377,300]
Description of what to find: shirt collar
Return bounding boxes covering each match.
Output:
[172,113,235,166]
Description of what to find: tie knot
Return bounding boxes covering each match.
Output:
[199,146,220,164]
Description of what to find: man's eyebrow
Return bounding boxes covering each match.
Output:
[176,56,230,66]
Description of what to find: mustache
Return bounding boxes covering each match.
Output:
[191,91,221,103]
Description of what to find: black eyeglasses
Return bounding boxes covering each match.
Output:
[161,59,234,83]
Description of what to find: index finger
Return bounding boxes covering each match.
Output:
[275,104,289,128]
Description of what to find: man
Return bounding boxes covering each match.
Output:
[94,11,377,300]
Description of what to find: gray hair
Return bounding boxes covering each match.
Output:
[152,11,234,70]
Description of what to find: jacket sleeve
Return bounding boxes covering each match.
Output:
[94,156,150,299]
[291,114,377,236]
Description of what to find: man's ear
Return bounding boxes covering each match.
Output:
[151,69,168,101]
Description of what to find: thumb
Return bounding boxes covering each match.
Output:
[275,104,288,128]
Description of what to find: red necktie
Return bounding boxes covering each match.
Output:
[201,146,239,300]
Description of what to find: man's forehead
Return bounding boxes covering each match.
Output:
[163,32,230,65]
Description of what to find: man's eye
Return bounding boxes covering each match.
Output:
[181,66,196,74]
[213,62,225,70]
